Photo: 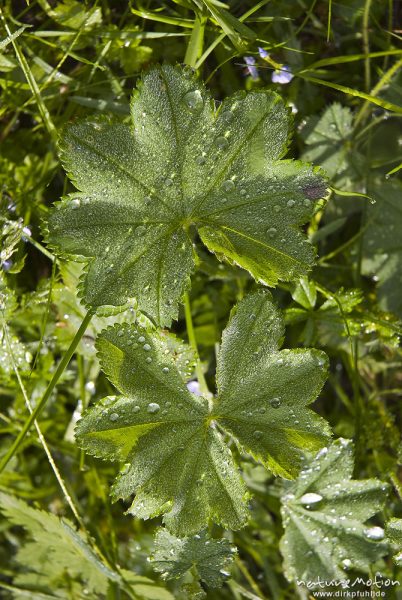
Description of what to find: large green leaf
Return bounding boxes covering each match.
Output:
[150,529,236,587]
[280,439,389,585]
[362,180,402,318]
[76,290,330,535]
[47,64,327,326]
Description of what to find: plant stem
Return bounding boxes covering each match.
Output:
[183,292,210,396]
[184,11,206,68]
[4,323,85,528]
[0,310,94,473]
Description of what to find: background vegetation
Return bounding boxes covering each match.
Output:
[1,0,402,598]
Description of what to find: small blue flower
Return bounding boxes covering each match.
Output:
[244,56,259,80]
[271,65,294,84]
[187,380,202,396]
[258,47,269,59]
[1,259,13,272]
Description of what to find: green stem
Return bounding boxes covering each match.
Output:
[0,310,94,473]
[183,292,210,396]
[184,12,206,68]
[363,0,373,92]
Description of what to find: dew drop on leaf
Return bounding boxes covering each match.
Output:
[216,136,229,150]
[143,343,151,351]
[221,110,234,123]
[147,402,160,414]
[109,413,119,422]
[222,179,235,192]
[363,526,385,540]
[182,90,203,113]
[299,492,323,506]
[270,397,281,408]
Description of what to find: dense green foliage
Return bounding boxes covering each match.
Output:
[1,1,402,598]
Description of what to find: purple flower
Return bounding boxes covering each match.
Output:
[1,259,13,272]
[271,65,294,84]
[187,380,202,396]
[244,56,259,80]
[258,47,269,59]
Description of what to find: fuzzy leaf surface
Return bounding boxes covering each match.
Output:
[280,439,389,584]
[47,64,327,326]
[386,518,402,566]
[76,290,330,535]
[150,529,236,587]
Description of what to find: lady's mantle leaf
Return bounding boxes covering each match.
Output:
[150,529,236,587]
[76,290,330,535]
[280,439,389,585]
[362,180,402,319]
[386,519,402,565]
[47,64,327,326]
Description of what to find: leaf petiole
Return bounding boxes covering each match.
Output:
[183,292,211,398]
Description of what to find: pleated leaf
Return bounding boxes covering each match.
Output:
[280,439,390,585]
[76,290,330,535]
[150,529,236,587]
[47,64,327,326]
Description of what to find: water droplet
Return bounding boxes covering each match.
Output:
[165,178,173,186]
[147,403,160,414]
[221,110,234,123]
[196,155,206,165]
[143,343,151,351]
[341,558,352,569]
[270,397,281,408]
[267,227,277,236]
[299,492,323,506]
[146,357,152,363]
[222,179,235,192]
[109,413,119,422]
[254,430,263,439]
[162,367,169,374]
[71,198,81,209]
[216,136,229,150]
[183,90,204,113]
[138,336,145,343]
[133,406,140,413]
[287,199,296,207]
[364,526,384,540]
